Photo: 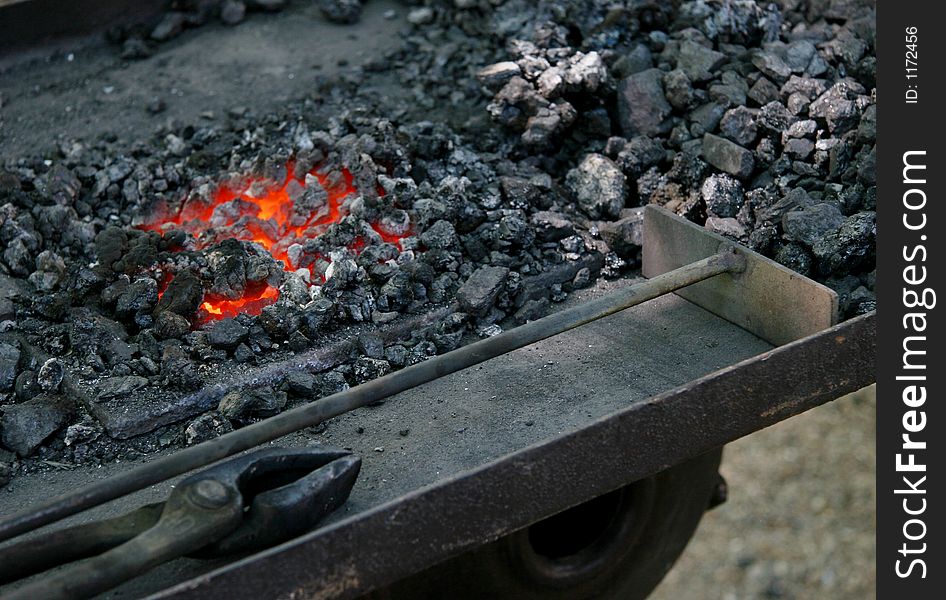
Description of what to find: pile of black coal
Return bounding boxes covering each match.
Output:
[0,0,876,484]
[478,0,875,315]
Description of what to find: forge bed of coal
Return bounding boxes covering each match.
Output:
[0,282,772,598]
[0,0,876,520]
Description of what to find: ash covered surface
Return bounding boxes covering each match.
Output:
[0,0,875,485]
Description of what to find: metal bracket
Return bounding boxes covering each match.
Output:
[642,205,839,345]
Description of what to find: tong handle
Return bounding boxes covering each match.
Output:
[4,479,242,600]
[0,503,163,586]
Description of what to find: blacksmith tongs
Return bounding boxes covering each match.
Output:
[0,446,361,600]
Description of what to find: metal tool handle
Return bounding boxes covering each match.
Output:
[0,503,162,586]
[3,480,243,600]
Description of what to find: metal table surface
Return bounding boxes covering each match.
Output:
[0,280,874,599]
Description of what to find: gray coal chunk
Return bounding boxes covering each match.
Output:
[219,386,287,425]
[676,40,726,82]
[822,29,868,65]
[220,1,246,25]
[162,355,202,392]
[857,146,876,186]
[477,62,522,92]
[44,164,82,205]
[500,175,543,209]
[184,412,233,445]
[857,105,876,144]
[69,309,133,366]
[662,69,693,110]
[3,238,32,278]
[291,324,317,352]
[497,215,534,248]
[260,303,301,339]
[0,342,20,392]
[150,12,186,42]
[234,344,256,364]
[785,40,818,72]
[530,211,575,242]
[719,106,758,147]
[353,357,392,384]
[781,75,828,100]
[701,174,745,218]
[708,73,748,107]
[611,44,653,78]
[154,311,191,340]
[809,82,863,133]
[384,345,409,368]
[813,211,876,277]
[293,330,314,354]
[616,135,664,177]
[456,266,509,316]
[775,242,814,277]
[782,203,844,248]
[784,138,814,161]
[755,187,816,224]
[36,358,64,392]
[747,77,780,106]
[318,0,362,24]
[0,452,12,489]
[616,69,672,137]
[0,298,13,322]
[285,371,318,397]
[94,226,128,271]
[757,101,793,133]
[514,298,550,324]
[407,6,434,25]
[14,371,39,404]
[1,394,75,456]
[97,375,149,401]
[597,207,645,258]
[301,298,335,336]
[751,49,792,82]
[784,119,818,140]
[566,154,626,219]
[701,134,755,179]
[572,267,592,289]
[420,220,459,250]
[690,102,727,134]
[115,278,158,320]
[316,371,349,396]
[208,318,249,350]
[518,254,605,307]
[522,103,575,148]
[357,333,384,359]
[154,272,204,317]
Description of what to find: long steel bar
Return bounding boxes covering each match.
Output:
[0,250,743,543]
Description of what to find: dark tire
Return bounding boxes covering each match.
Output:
[367,449,724,600]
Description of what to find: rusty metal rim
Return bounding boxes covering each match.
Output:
[150,311,876,600]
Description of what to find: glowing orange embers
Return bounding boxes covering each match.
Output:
[143,162,403,322]
[199,281,281,321]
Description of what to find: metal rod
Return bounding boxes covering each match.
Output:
[0,250,744,543]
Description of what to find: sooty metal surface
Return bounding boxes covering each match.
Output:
[643,206,839,346]
[2,285,771,598]
[151,311,875,600]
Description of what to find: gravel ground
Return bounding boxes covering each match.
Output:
[652,386,875,600]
